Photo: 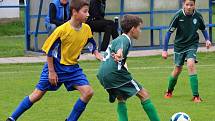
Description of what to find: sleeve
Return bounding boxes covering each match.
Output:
[168,13,179,33]
[42,27,62,54]
[49,3,64,26]
[163,31,172,51]
[87,38,97,54]
[85,25,96,53]
[198,14,206,30]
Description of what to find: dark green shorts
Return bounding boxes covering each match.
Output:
[174,49,197,66]
[106,80,143,103]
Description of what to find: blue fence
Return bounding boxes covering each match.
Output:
[0,0,215,51]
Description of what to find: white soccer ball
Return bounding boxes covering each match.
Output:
[170,112,191,121]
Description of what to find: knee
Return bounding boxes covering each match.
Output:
[29,93,42,103]
[82,88,94,99]
[187,62,194,69]
[29,90,45,103]
[138,89,150,101]
[50,24,56,32]
[106,20,115,25]
[104,25,113,31]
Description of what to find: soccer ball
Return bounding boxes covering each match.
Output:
[170,112,191,121]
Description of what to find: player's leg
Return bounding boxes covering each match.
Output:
[86,19,111,51]
[116,97,128,121]
[165,66,183,97]
[101,23,113,51]
[45,22,57,35]
[165,52,185,98]
[7,89,46,121]
[104,19,119,39]
[186,50,201,102]
[66,85,94,121]
[137,89,160,121]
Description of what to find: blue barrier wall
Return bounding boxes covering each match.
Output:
[1,0,214,51]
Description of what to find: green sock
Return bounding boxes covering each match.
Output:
[117,102,128,121]
[189,74,199,96]
[167,75,178,92]
[141,99,160,121]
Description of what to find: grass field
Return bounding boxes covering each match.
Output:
[1,52,215,121]
[0,36,25,57]
[0,8,24,36]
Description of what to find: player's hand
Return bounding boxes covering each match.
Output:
[162,51,168,59]
[93,50,103,61]
[111,49,123,62]
[205,40,211,49]
[48,71,58,86]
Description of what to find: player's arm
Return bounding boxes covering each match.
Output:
[162,14,179,59]
[42,28,62,86]
[87,38,103,61]
[162,31,172,59]
[199,14,212,49]
[47,56,58,86]
[201,30,211,49]
[199,13,211,49]
[111,48,123,62]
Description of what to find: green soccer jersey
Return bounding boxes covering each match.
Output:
[168,9,206,52]
[97,34,132,89]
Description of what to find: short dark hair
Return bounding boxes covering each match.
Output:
[70,0,89,15]
[183,0,195,3]
[120,14,143,34]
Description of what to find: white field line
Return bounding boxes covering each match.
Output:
[1,64,215,74]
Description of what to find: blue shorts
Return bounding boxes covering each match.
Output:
[36,62,89,91]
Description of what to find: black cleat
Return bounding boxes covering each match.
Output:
[6,118,13,121]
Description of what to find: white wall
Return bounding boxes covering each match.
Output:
[0,0,19,19]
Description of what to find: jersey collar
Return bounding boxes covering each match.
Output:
[182,9,196,16]
[122,33,131,45]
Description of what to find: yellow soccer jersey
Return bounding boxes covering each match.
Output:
[42,21,93,65]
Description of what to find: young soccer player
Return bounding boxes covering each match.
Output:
[97,15,160,121]
[6,0,102,121]
[162,0,211,103]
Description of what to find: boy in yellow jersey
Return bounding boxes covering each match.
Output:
[6,0,102,121]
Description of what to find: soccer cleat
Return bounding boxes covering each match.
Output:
[192,96,202,103]
[6,117,14,121]
[164,91,173,99]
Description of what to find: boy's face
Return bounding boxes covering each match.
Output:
[73,5,89,23]
[131,24,142,40]
[60,0,68,5]
[183,0,195,15]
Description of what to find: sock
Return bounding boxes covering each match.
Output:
[117,102,128,121]
[189,74,199,96]
[141,99,160,121]
[167,75,178,92]
[67,98,87,121]
[11,96,33,120]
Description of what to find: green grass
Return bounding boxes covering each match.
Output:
[0,8,24,36]
[0,36,25,57]
[0,52,215,121]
